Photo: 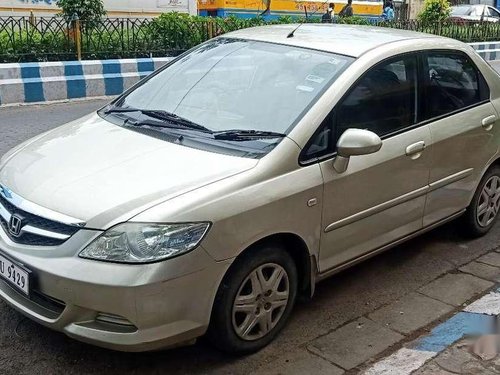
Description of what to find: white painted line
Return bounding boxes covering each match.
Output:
[363,348,436,375]
[464,292,500,316]
[38,61,65,68]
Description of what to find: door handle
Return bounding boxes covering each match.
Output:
[482,115,497,130]
[406,141,426,158]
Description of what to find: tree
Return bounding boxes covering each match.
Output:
[418,0,451,24]
[57,0,107,23]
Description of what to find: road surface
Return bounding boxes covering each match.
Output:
[0,100,499,375]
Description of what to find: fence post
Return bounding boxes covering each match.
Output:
[72,13,82,61]
[29,11,35,26]
[208,19,214,39]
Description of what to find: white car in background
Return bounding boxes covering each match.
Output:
[450,4,500,22]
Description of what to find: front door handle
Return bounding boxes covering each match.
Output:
[482,115,497,130]
[406,141,426,158]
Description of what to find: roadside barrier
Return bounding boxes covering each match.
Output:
[470,41,500,61]
[0,40,499,106]
[0,57,172,106]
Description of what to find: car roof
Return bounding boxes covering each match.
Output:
[224,24,445,58]
[452,4,493,8]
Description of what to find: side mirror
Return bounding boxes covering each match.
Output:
[333,128,382,173]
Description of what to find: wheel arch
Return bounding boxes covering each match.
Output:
[219,232,316,302]
[467,155,500,205]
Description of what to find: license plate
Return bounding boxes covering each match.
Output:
[0,253,30,295]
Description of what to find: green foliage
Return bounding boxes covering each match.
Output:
[337,16,371,25]
[57,0,107,23]
[418,0,451,24]
[0,23,72,62]
[3,11,500,63]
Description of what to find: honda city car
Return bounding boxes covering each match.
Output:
[1,24,500,353]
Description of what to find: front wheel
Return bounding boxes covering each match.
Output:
[207,244,297,354]
[462,166,500,237]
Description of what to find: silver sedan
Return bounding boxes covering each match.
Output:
[0,24,500,353]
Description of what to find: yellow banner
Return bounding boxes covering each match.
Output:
[198,0,383,16]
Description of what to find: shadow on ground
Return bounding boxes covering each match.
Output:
[2,220,499,375]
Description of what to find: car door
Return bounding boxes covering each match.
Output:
[422,51,499,226]
[302,54,432,273]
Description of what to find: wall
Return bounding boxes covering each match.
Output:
[0,0,197,17]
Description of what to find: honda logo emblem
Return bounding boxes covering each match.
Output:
[8,214,24,238]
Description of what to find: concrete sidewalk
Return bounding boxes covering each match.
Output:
[414,337,500,374]
[254,252,500,375]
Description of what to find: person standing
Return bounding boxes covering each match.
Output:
[381,0,395,20]
[339,0,353,17]
[321,3,335,23]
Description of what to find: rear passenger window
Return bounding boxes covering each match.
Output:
[423,53,489,120]
[335,56,417,139]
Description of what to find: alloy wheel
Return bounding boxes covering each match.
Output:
[231,263,290,341]
[476,175,500,228]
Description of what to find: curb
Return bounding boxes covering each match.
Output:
[363,287,500,374]
[470,41,500,61]
[0,57,173,106]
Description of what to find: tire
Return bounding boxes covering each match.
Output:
[462,166,500,237]
[207,243,298,354]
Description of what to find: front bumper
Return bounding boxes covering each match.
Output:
[0,227,232,352]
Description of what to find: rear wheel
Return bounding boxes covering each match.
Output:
[463,166,500,237]
[207,244,297,354]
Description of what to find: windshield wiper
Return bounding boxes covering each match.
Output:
[213,129,287,141]
[103,106,212,133]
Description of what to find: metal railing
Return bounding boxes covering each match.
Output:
[384,19,500,42]
[0,16,221,63]
[0,16,75,62]
[2,15,500,63]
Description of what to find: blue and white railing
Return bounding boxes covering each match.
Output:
[470,41,500,61]
[0,57,172,106]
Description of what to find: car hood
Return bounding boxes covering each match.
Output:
[0,114,258,229]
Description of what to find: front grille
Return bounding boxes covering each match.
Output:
[0,195,80,246]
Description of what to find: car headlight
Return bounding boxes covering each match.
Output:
[79,222,210,263]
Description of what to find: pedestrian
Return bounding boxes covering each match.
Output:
[339,0,353,17]
[381,0,395,20]
[321,3,335,23]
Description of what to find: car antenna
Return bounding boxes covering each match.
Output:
[287,0,331,38]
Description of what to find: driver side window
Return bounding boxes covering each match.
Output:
[335,55,418,140]
[301,55,418,163]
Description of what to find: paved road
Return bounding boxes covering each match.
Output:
[0,101,500,374]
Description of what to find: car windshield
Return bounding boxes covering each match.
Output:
[451,6,472,15]
[109,38,352,155]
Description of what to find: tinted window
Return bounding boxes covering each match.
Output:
[423,53,485,120]
[335,56,417,139]
[489,7,500,17]
[301,56,418,163]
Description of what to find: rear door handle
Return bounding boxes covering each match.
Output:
[482,115,497,130]
[406,141,426,158]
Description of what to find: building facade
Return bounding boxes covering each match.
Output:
[0,0,197,17]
